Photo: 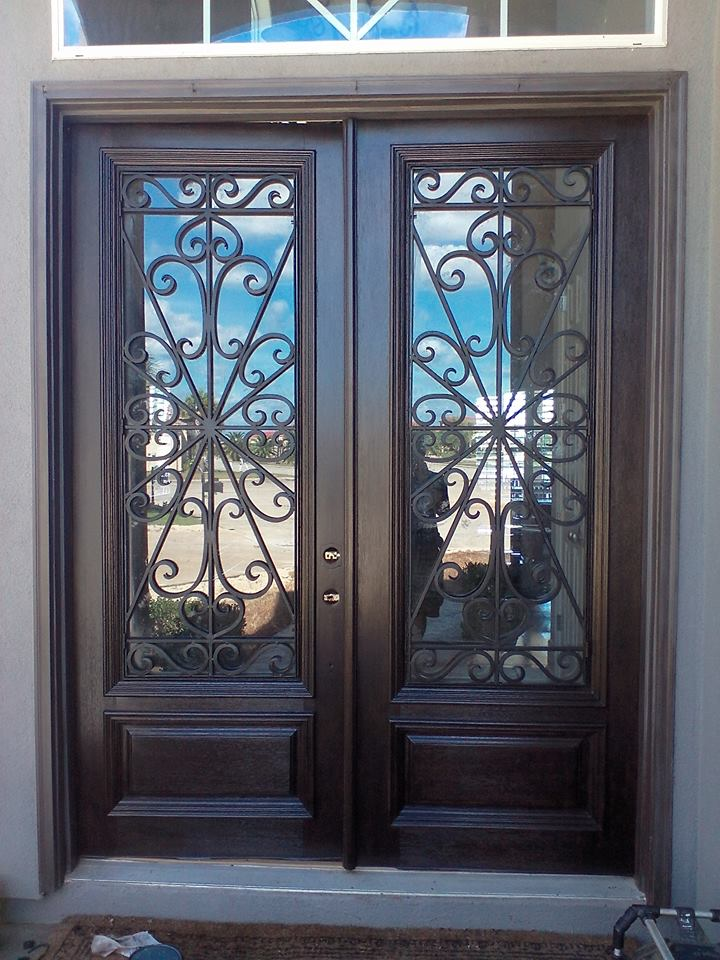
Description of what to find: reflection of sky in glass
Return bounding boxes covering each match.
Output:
[413,207,503,421]
[215,13,346,42]
[138,209,295,419]
[363,6,468,40]
[122,177,300,669]
[63,0,86,45]
[213,7,469,42]
[408,167,592,686]
[63,0,655,48]
[62,0,473,47]
[411,172,592,423]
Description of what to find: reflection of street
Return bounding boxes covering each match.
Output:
[414,458,553,677]
[432,462,524,570]
[141,463,296,635]
[140,453,552,658]
[145,457,525,583]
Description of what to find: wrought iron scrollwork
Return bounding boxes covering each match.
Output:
[407,163,593,686]
[119,171,299,679]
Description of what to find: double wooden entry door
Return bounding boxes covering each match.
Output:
[69,114,648,874]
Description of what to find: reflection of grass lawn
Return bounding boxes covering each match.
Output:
[146,504,202,525]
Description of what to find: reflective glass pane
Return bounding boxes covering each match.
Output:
[121,172,298,678]
[66,0,204,45]
[63,0,656,46]
[211,0,348,42]
[361,0,499,40]
[407,163,593,686]
[508,0,653,35]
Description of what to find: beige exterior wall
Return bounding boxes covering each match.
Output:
[0,0,718,906]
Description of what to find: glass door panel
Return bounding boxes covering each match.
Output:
[407,164,593,686]
[120,171,300,679]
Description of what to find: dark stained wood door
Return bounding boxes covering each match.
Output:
[68,114,648,873]
[353,116,648,873]
[69,121,347,859]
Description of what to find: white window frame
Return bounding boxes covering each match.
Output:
[52,0,667,59]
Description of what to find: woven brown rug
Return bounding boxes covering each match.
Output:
[44,916,633,960]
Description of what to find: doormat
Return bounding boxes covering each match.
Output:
[44,916,637,960]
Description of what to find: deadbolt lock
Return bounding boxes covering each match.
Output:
[323,547,341,563]
[323,590,341,605]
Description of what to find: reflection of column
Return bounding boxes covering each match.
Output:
[508,185,555,668]
[507,184,589,681]
[548,272,587,680]
[124,209,151,638]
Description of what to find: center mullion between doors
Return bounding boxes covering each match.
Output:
[342,117,358,870]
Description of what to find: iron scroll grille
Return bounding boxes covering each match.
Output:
[117,169,302,679]
[405,161,596,687]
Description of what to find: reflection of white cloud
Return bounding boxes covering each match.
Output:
[140,217,291,278]
[144,302,203,342]
[414,208,502,294]
[233,216,293,240]
[414,335,464,374]
[423,242,465,267]
[414,242,495,292]
[221,254,294,289]
[222,262,269,288]
[266,299,291,321]
[168,311,202,340]
[415,209,498,245]
[145,239,166,262]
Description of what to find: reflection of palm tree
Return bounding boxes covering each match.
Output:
[225,431,245,462]
[183,388,209,417]
[225,429,294,464]
[182,389,208,470]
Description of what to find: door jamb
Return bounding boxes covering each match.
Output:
[32,72,686,903]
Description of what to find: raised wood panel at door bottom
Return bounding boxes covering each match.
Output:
[391,721,605,831]
[105,713,314,819]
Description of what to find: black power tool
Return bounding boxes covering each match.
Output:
[613,906,720,959]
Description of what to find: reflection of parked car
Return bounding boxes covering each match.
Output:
[508,476,552,596]
[201,476,224,495]
[509,476,552,509]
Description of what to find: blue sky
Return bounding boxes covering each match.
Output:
[125,175,591,433]
[63,0,86,45]
[128,192,296,428]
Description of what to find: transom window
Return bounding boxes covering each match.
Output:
[57,0,666,57]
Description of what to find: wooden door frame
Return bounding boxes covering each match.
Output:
[32,71,686,903]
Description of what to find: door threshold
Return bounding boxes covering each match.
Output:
[7,857,644,932]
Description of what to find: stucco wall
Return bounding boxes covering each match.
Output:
[0,0,717,907]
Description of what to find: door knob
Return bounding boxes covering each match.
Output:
[323,590,340,605]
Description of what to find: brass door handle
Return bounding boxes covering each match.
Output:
[323,590,340,605]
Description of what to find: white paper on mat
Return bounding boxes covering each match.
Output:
[91,933,162,958]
